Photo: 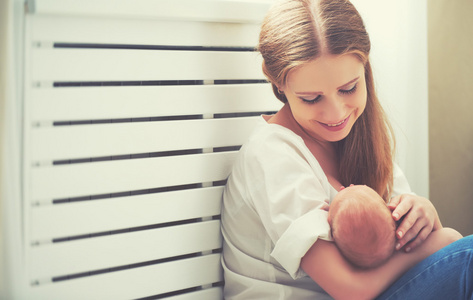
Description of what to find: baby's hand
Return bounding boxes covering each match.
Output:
[338,184,354,191]
[321,200,330,211]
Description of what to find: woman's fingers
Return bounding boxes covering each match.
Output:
[395,208,434,252]
[390,195,413,222]
[395,209,419,247]
[395,218,420,250]
[388,194,440,251]
[402,226,432,252]
[387,195,402,212]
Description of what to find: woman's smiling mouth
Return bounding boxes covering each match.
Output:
[318,114,351,132]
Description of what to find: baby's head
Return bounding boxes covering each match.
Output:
[328,185,396,269]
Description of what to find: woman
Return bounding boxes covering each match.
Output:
[221,0,473,299]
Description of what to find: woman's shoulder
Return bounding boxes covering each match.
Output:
[241,116,308,159]
[229,115,336,202]
[236,116,329,181]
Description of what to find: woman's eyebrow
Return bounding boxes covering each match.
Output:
[295,91,323,96]
[295,76,361,95]
[337,76,360,89]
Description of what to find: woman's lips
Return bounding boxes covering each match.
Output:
[318,114,351,132]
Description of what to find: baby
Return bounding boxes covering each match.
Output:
[327,185,396,269]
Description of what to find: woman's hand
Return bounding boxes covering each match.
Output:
[388,194,442,252]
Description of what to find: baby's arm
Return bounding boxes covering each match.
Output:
[301,227,462,300]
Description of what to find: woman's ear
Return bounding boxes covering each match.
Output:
[276,85,285,95]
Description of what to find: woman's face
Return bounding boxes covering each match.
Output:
[282,54,367,143]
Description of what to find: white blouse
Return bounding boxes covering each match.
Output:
[221,116,413,299]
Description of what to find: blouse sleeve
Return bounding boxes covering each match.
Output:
[240,128,332,279]
[392,163,416,197]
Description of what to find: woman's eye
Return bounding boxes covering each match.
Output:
[301,95,322,104]
[339,83,358,95]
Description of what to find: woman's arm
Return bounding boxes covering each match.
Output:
[301,228,462,300]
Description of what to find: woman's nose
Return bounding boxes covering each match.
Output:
[320,96,346,122]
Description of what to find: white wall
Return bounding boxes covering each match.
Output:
[0,0,7,295]
[352,0,429,197]
[2,1,272,298]
[1,0,26,298]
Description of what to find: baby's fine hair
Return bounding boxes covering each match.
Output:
[330,186,396,268]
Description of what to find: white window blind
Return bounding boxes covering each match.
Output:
[14,0,281,299]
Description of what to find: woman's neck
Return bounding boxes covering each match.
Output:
[268,103,333,150]
[268,103,341,190]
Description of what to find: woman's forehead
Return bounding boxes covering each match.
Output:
[286,54,364,91]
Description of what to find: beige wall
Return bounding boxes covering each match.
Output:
[428,0,473,236]
[0,0,9,294]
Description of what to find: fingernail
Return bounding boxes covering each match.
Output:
[396,243,401,250]
[405,247,411,253]
[397,231,403,238]
[393,213,400,220]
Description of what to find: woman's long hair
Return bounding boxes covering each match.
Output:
[258,0,394,200]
